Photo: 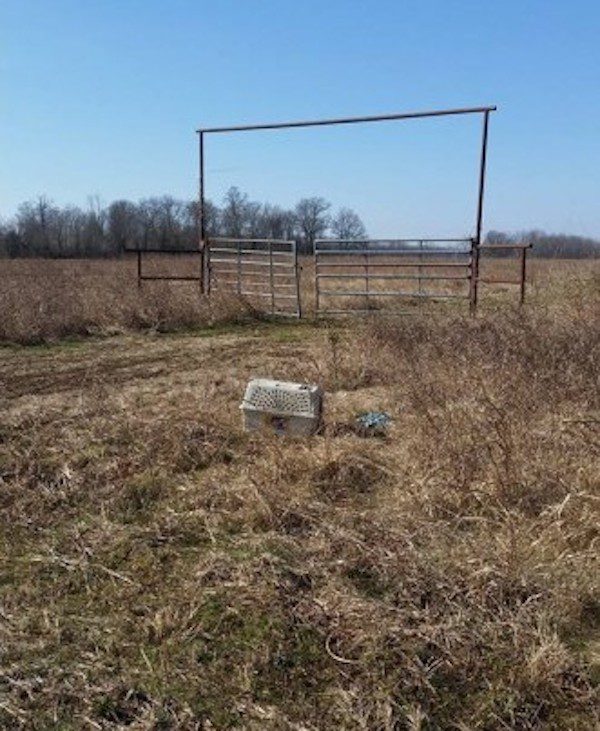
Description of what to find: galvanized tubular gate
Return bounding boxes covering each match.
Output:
[314,238,474,315]
[207,238,301,317]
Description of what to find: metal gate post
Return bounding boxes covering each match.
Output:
[269,240,275,313]
[236,240,242,295]
[520,246,528,305]
[364,250,370,308]
[418,239,424,298]
[468,239,476,311]
[198,131,206,294]
[471,109,490,314]
[206,239,212,295]
[314,242,320,316]
[294,241,302,318]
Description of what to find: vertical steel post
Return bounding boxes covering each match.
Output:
[294,241,302,318]
[314,242,320,316]
[269,241,275,313]
[237,240,242,295]
[519,247,528,306]
[470,110,490,314]
[198,131,206,294]
[418,239,424,299]
[137,250,142,288]
[364,250,370,308]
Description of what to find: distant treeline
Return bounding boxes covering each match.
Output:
[1,190,598,259]
[485,230,600,258]
[0,188,366,258]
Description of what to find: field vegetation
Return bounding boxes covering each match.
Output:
[0,258,599,729]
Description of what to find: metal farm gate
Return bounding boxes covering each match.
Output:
[314,238,531,315]
[206,238,301,317]
[127,237,529,317]
[314,238,475,315]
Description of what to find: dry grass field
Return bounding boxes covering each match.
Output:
[0,257,599,729]
[0,254,594,343]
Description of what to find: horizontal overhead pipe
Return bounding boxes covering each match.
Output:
[197,106,497,134]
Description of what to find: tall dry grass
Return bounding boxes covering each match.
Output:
[0,258,258,344]
[1,255,598,344]
[0,258,598,729]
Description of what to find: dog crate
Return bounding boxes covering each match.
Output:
[240,378,322,436]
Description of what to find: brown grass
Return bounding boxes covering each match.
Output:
[0,257,259,344]
[0,258,599,729]
[2,254,597,345]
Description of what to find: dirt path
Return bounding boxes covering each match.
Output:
[0,323,322,403]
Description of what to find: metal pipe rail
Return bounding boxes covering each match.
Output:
[125,247,203,289]
[318,291,468,299]
[317,273,470,281]
[124,247,202,255]
[209,249,294,257]
[208,237,293,244]
[315,249,472,256]
[197,105,496,134]
[479,243,532,250]
[209,259,294,268]
[315,261,471,269]
[320,237,474,244]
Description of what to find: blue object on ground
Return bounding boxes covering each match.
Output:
[355,411,392,433]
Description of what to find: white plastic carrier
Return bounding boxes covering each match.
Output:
[240,378,322,436]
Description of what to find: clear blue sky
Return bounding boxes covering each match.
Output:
[2,0,599,238]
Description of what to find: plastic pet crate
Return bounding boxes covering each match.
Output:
[240,378,322,436]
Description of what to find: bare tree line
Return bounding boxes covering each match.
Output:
[1,192,598,259]
[0,188,366,258]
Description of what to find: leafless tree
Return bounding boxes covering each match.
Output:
[189,199,220,240]
[108,200,140,251]
[258,205,298,240]
[295,197,331,252]
[15,196,57,255]
[221,187,250,238]
[330,207,367,240]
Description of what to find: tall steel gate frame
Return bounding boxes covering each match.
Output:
[197,105,501,314]
[127,105,532,315]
